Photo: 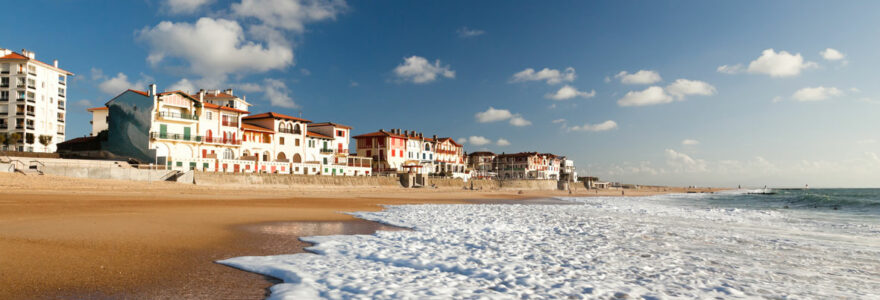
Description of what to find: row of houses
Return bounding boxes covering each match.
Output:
[58,83,577,180]
[468,151,577,181]
[64,85,372,176]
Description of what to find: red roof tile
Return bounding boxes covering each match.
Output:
[0,51,74,75]
[310,122,352,129]
[353,130,406,139]
[242,112,311,123]
[202,102,250,114]
[241,123,274,133]
[306,131,333,139]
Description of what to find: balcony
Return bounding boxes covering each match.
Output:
[58,93,64,98]
[57,118,64,123]
[58,81,65,86]
[0,84,7,88]
[0,98,7,102]
[221,120,239,127]
[57,105,65,110]
[150,131,203,142]
[57,130,64,135]
[26,125,34,130]
[26,98,35,103]
[0,124,6,130]
[204,136,241,145]
[15,111,23,116]
[27,85,35,90]
[158,111,198,121]
[26,112,35,117]
[320,148,334,154]
[16,84,25,88]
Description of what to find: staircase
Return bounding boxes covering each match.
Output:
[159,170,183,181]
[5,158,44,176]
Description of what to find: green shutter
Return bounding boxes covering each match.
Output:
[159,124,167,138]
[183,127,191,140]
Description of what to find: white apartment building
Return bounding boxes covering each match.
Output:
[1,48,72,152]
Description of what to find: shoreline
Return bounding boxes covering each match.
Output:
[0,173,721,298]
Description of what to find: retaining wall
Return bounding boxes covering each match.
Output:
[193,172,401,187]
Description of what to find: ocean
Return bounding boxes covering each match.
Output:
[219,190,880,299]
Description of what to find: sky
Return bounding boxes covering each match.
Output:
[3,0,880,187]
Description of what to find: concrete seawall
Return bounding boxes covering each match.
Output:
[193,172,402,187]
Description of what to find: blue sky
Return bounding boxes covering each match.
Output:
[4,0,880,187]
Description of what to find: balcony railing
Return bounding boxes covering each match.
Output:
[320,148,334,154]
[15,111,23,116]
[0,124,6,130]
[57,131,64,135]
[158,111,198,121]
[26,125,34,130]
[59,81,65,86]
[26,98,35,103]
[57,118,64,123]
[150,131,203,142]
[27,85,35,90]
[16,84,24,88]
[0,98,8,102]
[26,112,35,117]
[221,120,238,127]
[16,97,25,102]
[58,93,64,98]
[0,84,7,88]
[58,105,65,110]
[204,136,241,145]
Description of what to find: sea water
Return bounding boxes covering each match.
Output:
[219,190,880,299]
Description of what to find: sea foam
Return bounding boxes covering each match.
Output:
[219,194,880,299]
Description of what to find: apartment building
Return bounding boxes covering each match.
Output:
[467,151,496,179]
[0,48,72,152]
[353,129,408,174]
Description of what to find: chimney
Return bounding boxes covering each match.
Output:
[379,129,385,133]
[433,135,437,141]
[224,89,233,95]
[53,59,58,68]
[198,89,206,102]
[404,130,409,136]
[149,84,157,96]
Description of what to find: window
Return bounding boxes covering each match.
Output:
[293,124,301,134]
[323,158,328,164]
[0,77,7,87]
[295,138,300,146]
[58,87,65,96]
[336,130,344,137]
[366,150,371,157]
[0,91,7,100]
[279,137,285,145]
[206,112,212,120]
[0,63,8,73]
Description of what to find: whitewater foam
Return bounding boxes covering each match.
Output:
[219,193,880,299]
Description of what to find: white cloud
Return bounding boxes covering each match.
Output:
[820,48,845,61]
[137,17,294,82]
[682,139,700,145]
[614,70,661,85]
[263,78,298,108]
[457,27,485,38]
[617,86,672,107]
[618,79,715,107]
[457,137,467,145]
[568,120,617,132]
[792,86,843,102]
[75,99,92,107]
[466,136,491,146]
[496,138,511,146]
[545,85,595,100]
[169,78,196,93]
[772,96,784,103]
[90,68,104,80]
[508,115,532,127]
[665,79,716,100]
[475,107,513,123]
[163,0,214,15]
[510,67,576,85]
[551,118,566,124]
[665,149,708,172]
[716,64,743,74]
[747,48,817,77]
[392,56,455,84]
[98,73,152,95]
[231,0,347,32]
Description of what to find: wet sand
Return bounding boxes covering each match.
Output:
[0,173,719,299]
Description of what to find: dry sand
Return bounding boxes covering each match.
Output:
[0,173,719,299]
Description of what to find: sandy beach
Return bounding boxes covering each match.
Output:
[0,173,712,299]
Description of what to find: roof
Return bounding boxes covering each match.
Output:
[241,123,274,133]
[468,151,496,156]
[496,152,539,158]
[0,51,74,75]
[353,130,406,139]
[306,131,333,139]
[86,107,108,112]
[129,89,149,96]
[202,102,250,114]
[310,122,352,129]
[436,137,462,147]
[242,112,311,123]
